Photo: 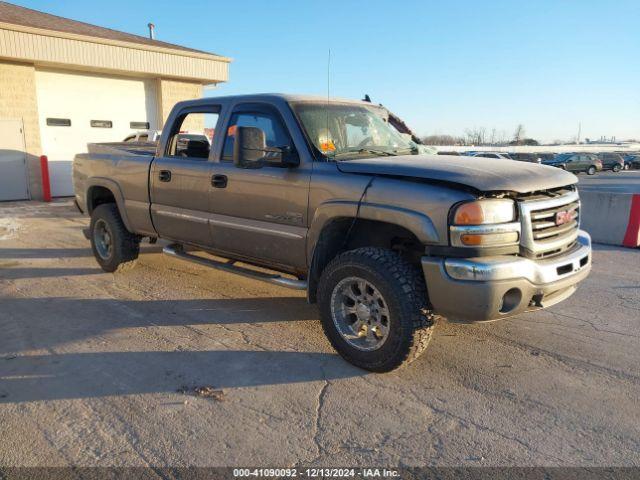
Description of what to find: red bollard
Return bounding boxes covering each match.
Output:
[40,155,51,202]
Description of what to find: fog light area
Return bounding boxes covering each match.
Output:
[499,288,522,313]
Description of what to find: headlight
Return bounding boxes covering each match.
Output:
[450,199,520,247]
[452,199,516,225]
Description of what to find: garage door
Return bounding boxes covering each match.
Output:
[35,69,158,197]
[0,119,29,201]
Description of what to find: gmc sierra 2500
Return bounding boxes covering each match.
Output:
[73,94,591,372]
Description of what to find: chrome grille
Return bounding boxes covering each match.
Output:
[519,190,580,258]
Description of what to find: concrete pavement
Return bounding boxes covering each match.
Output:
[1,200,639,467]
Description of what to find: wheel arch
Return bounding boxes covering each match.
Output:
[306,201,439,303]
[86,179,133,232]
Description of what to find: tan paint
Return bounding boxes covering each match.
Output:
[0,26,229,84]
[156,79,204,128]
[0,59,42,199]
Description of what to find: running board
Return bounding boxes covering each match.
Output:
[162,244,307,290]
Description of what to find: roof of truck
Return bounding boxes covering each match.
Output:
[180,93,379,107]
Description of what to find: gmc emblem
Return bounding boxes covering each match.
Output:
[555,209,574,226]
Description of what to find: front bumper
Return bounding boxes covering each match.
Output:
[421,230,592,322]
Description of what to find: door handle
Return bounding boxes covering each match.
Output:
[159,170,172,182]
[211,174,228,188]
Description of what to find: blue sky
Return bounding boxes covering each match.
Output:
[15,0,640,142]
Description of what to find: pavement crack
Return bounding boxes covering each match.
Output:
[312,371,330,458]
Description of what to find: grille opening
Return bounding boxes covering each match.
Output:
[556,263,573,276]
[580,255,589,267]
[520,190,581,258]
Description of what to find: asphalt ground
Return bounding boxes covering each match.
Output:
[577,169,640,193]
[0,200,639,468]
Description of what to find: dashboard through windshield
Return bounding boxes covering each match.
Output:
[292,102,418,160]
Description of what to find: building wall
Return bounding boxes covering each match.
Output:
[0,59,43,199]
[156,79,204,130]
[0,62,207,200]
[0,26,230,84]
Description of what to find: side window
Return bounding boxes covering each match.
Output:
[166,110,219,159]
[222,110,292,162]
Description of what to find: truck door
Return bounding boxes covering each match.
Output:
[207,102,311,272]
[150,106,220,247]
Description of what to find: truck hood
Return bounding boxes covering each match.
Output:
[336,154,577,193]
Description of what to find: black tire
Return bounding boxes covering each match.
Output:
[624,163,630,170]
[587,165,596,175]
[89,204,140,272]
[317,247,435,372]
[612,164,621,173]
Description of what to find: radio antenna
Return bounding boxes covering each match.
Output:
[326,48,331,156]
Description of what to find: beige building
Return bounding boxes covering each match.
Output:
[0,1,230,200]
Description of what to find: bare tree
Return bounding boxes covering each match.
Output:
[489,128,497,146]
[464,127,486,146]
[422,134,463,146]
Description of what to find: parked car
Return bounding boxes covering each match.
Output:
[536,153,555,163]
[543,153,602,175]
[73,94,591,372]
[469,152,512,159]
[123,130,161,143]
[595,152,625,172]
[508,153,542,164]
[622,153,640,170]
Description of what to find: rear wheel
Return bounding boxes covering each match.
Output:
[612,164,621,173]
[317,247,435,372]
[587,165,597,175]
[90,204,140,272]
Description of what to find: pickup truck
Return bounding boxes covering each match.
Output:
[73,94,592,372]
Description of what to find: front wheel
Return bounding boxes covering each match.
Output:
[90,204,140,272]
[587,166,597,175]
[612,164,621,172]
[317,248,435,372]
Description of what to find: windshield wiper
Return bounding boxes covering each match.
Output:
[393,146,419,155]
[333,148,398,159]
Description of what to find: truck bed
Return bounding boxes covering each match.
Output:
[87,141,157,157]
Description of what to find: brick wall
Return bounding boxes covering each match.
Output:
[156,79,203,131]
[0,60,43,199]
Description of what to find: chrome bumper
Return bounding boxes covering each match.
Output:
[421,231,592,322]
[444,231,591,284]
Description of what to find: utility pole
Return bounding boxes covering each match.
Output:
[576,122,581,144]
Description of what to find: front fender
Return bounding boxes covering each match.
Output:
[306,200,440,262]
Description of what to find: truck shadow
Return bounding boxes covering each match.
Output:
[0,267,101,280]
[0,349,359,403]
[0,244,163,259]
[0,296,362,403]
[0,296,318,351]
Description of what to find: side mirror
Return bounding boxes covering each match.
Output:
[233,126,300,169]
[233,126,267,169]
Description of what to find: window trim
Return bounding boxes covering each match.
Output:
[220,103,294,163]
[163,105,221,160]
